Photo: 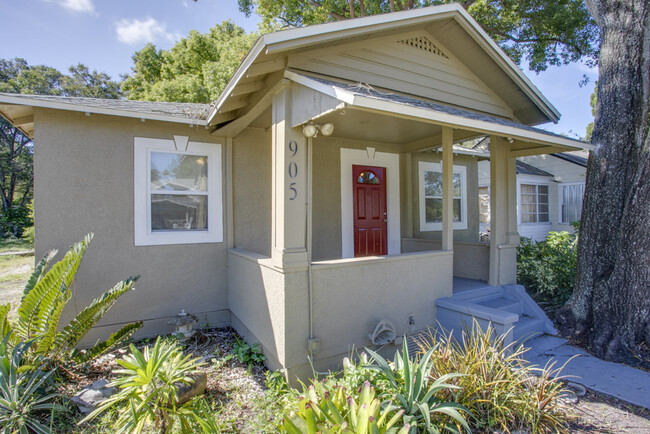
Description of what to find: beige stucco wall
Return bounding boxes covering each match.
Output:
[411,152,480,243]
[401,238,489,281]
[232,128,272,256]
[33,108,229,343]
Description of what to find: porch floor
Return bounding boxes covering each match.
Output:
[452,277,491,294]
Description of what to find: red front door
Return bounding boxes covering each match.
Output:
[353,165,387,257]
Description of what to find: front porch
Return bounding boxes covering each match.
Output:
[224,76,586,380]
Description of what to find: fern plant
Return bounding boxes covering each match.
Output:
[0,234,142,366]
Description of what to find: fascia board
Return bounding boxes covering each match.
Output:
[283,69,355,104]
[0,94,208,125]
[450,8,561,123]
[206,37,266,124]
[349,93,590,150]
[263,4,460,53]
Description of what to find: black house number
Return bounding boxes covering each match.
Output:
[288,140,298,200]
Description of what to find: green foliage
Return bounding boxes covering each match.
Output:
[238,0,599,73]
[283,380,408,434]
[585,81,597,140]
[0,234,142,366]
[0,58,122,98]
[417,324,571,433]
[517,231,578,309]
[0,337,65,433]
[121,21,257,103]
[365,340,470,433]
[83,337,218,433]
[226,335,266,366]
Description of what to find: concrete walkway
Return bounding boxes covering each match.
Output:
[523,335,650,409]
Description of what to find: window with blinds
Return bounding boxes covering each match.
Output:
[560,183,585,224]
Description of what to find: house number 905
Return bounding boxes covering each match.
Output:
[288,140,298,200]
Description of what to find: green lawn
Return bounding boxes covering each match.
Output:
[0,238,34,320]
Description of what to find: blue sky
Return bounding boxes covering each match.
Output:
[0,0,597,138]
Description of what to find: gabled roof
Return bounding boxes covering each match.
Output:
[0,93,211,137]
[551,152,589,167]
[516,161,553,177]
[209,3,560,127]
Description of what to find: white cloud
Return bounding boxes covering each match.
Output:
[44,0,96,14]
[115,17,180,45]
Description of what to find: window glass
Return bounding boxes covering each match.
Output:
[419,162,467,230]
[357,171,379,184]
[478,186,490,224]
[520,184,549,223]
[561,183,585,223]
[151,195,208,231]
[150,153,208,192]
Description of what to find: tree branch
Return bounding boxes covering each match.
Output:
[481,25,584,57]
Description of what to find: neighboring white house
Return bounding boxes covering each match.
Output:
[479,150,588,241]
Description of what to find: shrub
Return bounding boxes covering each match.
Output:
[0,204,31,239]
[517,230,577,308]
[365,340,470,433]
[0,234,142,367]
[83,337,219,433]
[0,337,65,433]
[226,335,266,366]
[417,325,572,433]
[282,381,408,434]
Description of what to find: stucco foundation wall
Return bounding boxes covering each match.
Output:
[311,136,402,261]
[310,251,453,365]
[233,128,272,256]
[411,152,480,243]
[401,238,490,281]
[33,108,229,343]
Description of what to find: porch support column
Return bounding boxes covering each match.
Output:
[489,136,518,286]
[271,86,308,270]
[441,126,453,251]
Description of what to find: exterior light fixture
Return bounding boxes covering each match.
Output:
[168,309,199,340]
[302,122,334,138]
[302,124,318,138]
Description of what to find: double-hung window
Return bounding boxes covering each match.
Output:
[134,137,222,246]
[520,183,549,223]
[559,183,585,224]
[419,161,467,231]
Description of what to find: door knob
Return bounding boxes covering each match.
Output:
[383,219,388,223]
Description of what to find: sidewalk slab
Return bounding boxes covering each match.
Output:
[523,334,650,409]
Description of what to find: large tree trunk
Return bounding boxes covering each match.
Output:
[556,0,650,363]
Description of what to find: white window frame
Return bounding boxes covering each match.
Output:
[418,161,467,231]
[557,182,585,224]
[517,176,551,226]
[134,137,223,246]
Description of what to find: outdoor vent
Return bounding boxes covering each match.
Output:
[397,36,449,59]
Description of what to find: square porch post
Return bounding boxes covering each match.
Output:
[271,86,309,270]
[489,136,518,286]
[441,126,454,251]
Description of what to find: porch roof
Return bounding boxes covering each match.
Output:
[286,71,593,154]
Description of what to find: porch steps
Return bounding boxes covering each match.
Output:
[435,283,556,347]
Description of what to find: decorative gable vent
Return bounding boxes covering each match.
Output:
[397,36,449,59]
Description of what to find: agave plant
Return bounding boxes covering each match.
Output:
[365,340,470,434]
[283,381,409,434]
[0,234,141,366]
[82,337,216,433]
[0,337,65,433]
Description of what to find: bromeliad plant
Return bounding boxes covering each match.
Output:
[0,234,141,366]
[283,381,409,434]
[83,337,218,433]
[365,341,470,434]
[0,337,65,433]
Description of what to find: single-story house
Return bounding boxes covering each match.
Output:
[476,146,588,241]
[0,4,593,381]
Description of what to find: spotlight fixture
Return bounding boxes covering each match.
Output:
[302,122,334,138]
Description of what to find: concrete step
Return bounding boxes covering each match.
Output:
[513,315,545,342]
[476,296,524,315]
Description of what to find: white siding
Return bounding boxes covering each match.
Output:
[288,31,513,119]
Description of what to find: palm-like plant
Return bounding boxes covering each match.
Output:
[0,234,141,366]
[0,337,65,434]
[365,341,470,434]
[83,337,216,433]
